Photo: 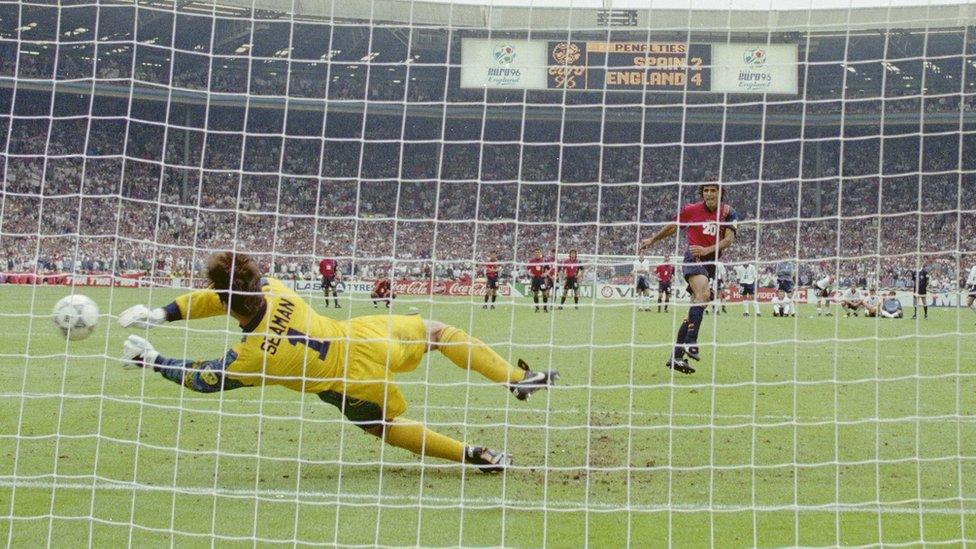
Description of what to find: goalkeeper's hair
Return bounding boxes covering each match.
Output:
[206,251,265,317]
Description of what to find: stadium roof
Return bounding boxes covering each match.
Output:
[191,0,976,32]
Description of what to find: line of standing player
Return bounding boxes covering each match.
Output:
[524,248,584,312]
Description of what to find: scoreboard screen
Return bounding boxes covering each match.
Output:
[547,41,711,91]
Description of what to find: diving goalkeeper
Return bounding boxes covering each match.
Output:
[118,251,559,472]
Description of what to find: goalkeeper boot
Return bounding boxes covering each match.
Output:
[666,357,695,375]
[508,359,560,401]
[464,446,511,473]
[684,346,701,362]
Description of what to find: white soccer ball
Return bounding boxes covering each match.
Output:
[52,294,100,341]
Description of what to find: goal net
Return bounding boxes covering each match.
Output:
[1,0,974,545]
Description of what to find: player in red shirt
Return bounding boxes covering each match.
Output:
[483,252,501,310]
[558,249,584,310]
[526,248,550,312]
[655,255,675,313]
[639,182,738,374]
[545,248,558,293]
[371,272,397,308]
[318,256,341,308]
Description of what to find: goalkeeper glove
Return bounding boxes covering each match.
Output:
[118,305,166,330]
[121,334,159,369]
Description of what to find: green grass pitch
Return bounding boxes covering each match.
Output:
[1,285,974,547]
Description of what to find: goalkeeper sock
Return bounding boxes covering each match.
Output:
[491,294,496,303]
[383,418,465,462]
[438,326,524,384]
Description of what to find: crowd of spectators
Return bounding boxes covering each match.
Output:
[2,14,974,291]
[2,118,974,292]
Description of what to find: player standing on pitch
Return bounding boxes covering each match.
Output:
[775,260,796,305]
[558,249,583,310]
[711,261,728,315]
[639,182,737,374]
[966,263,976,317]
[527,249,549,312]
[633,253,652,311]
[318,255,341,308]
[735,262,760,316]
[545,248,558,302]
[911,264,930,320]
[483,252,500,310]
[655,255,674,313]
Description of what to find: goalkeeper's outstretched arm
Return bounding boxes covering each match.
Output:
[119,289,229,329]
[121,335,247,393]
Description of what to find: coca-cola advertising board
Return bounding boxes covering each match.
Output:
[293,278,510,297]
[393,280,511,297]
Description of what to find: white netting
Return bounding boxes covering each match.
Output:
[1,0,975,546]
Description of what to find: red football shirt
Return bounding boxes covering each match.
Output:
[373,278,389,294]
[527,258,547,278]
[675,201,738,254]
[562,260,582,279]
[655,264,674,283]
[319,258,337,277]
[484,262,499,280]
[545,256,558,278]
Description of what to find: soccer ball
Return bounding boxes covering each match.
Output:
[52,294,99,341]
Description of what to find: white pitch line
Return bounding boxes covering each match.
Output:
[3,392,975,424]
[0,478,973,516]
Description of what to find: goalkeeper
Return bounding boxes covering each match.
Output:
[118,251,558,472]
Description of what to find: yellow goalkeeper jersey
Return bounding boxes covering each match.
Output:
[170,277,349,393]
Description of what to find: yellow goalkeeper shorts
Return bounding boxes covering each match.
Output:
[329,314,427,420]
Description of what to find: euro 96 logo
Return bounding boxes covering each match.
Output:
[493,44,517,65]
[743,48,767,67]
